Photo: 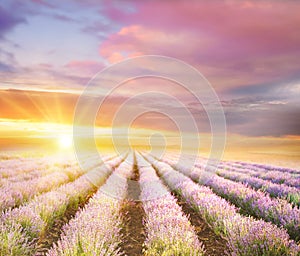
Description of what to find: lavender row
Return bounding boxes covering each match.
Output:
[0,159,78,187]
[47,154,133,256]
[0,153,109,181]
[0,167,59,186]
[0,153,112,209]
[215,168,300,207]
[192,157,300,188]
[219,163,300,188]
[136,155,205,255]
[0,155,123,255]
[0,156,46,175]
[0,154,76,179]
[232,161,300,175]
[0,153,90,187]
[0,154,109,212]
[172,156,300,205]
[145,155,299,256]
[164,152,300,181]
[167,159,300,241]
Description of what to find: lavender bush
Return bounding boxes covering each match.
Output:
[174,164,300,241]
[146,156,299,256]
[47,155,133,256]
[0,155,112,212]
[136,155,205,255]
[0,155,123,255]
[216,168,300,206]
[220,163,300,188]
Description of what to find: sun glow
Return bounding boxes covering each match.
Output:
[58,135,73,149]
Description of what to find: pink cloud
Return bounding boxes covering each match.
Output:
[99,25,214,63]
[38,63,53,69]
[98,1,300,91]
[104,1,300,55]
[64,60,105,76]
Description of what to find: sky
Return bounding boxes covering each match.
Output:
[0,0,300,159]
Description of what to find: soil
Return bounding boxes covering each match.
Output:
[35,155,228,256]
[149,160,228,256]
[35,186,98,255]
[119,154,145,256]
[173,192,229,256]
[131,153,140,181]
[127,153,141,200]
[119,201,146,256]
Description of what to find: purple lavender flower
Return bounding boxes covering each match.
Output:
[136,155,205,255]
[47,156,132,256]
[146,155,299,256]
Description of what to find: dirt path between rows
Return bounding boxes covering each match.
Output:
[173,192,229,256]
[35,159,125,255]
[35,186,98,255]
[119,153,146,256]
[120,201,146,256]
[146,156,229,256]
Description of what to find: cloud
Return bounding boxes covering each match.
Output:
[98,1,300,93]
[217,98,300,137]
[225,102,300,137]
[64,60,105,76]
[30,0,56,9]
[103,1,300,56]
[0,57,105,91]
[0,49,18,74]
[0,89,78,123]
[1,0,300,140]
[226,77,300,103]
[186,95,300,137]
[0,4,26,38]
[52,14,78,23]
[0,62,15,72]
[1,87,299,138]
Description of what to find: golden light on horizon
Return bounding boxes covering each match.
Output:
[0,117,300,168]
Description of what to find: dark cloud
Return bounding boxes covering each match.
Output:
[103,91,300,137]
[0,4,26,38]
[226,75,300,99]
[186,96,300,137]
[225,102,300,137]
[0,62,15,72]
[30,0,56,9]
[0,48,18,74]
[218,98,300,137]
[51,14,78,23]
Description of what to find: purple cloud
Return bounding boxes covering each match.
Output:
[0,4,25,38]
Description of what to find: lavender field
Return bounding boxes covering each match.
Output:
[0,152,299,256]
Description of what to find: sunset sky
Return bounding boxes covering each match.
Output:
[0,0,300,161]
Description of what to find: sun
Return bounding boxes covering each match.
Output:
[58,135,73,149]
